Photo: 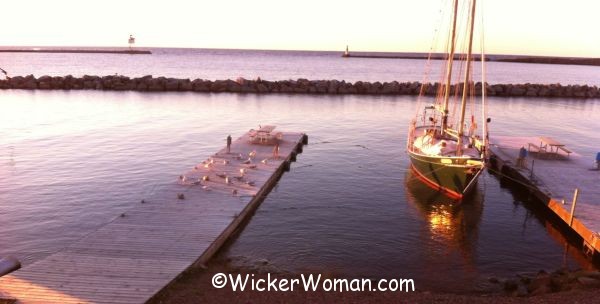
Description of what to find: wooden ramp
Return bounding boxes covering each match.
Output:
[489,136,600,256]
[0,128,307,304]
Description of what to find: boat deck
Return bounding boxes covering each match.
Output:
[489,136,600,255]
[0,129,306,304]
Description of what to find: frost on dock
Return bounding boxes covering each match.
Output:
[489,136,600,254]
[0,127,306,304]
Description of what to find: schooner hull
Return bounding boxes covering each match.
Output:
[408,151,481,199]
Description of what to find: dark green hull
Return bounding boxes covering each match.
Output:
[408,151,482,198]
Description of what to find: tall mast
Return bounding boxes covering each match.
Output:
[441,0,459,134]
[481,13,488,158]
[456,0,477,156]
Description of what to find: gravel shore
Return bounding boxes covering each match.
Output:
[149,262,600,304]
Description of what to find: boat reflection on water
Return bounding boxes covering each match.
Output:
[404,169,484,272]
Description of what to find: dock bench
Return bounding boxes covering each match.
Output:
[558,146,572,157]
[528,142,546,154]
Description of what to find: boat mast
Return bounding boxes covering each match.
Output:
[480,11,488,158]
[456,0,477,156]
[441,0,459,135]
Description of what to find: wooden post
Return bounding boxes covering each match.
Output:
[530,159,535,179]
[569,188,579,227]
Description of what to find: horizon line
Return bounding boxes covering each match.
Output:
[0,45,599,60]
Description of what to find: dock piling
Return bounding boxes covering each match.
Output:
[569,188,579,227]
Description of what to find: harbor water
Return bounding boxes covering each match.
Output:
[1,49,599,292]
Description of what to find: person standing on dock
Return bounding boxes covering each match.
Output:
[517,146,528,168]
[273,140,280,159]
[226,135,232,154]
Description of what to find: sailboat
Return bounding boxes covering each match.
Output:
[407,0,489,199]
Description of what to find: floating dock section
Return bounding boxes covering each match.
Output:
[0,128,307,304]
[489,136,600,257]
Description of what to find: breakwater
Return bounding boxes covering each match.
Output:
[1,75,599,98]
[342,52,600,67]
[0,49,151,54]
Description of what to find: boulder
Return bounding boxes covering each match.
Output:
[292,86,308,93]
[525,87,538,97]
[573,85,586,98]
[226,80,242,92]
[562,85,573,97]
[0,79,10,89]
[62,75,75,89]
[327,80,339,94]
[352,81,365,94]
[210,80,230,92]
[381,81,400,94]
[279,83,293,93]
[529,284,551,296]
[510,85,526,96]
[136,82,148,91]
[314,80,329,93]
[38,81,52,90]
[256,83,269,93]
[342,82,357,94]
[179,79,192,91]
[577,276,600,287]
[408,81,421,94]
[503,279,518,292]
[400,82,410,94]
[71,78,84,89]
[587,86,598,98]
[164,78,180,91]
[368,82,383,94]
[24,75,37,89]
[123,81,137,90]
[538,87,549,97]
[148,78,166,91]
[192,79,210,92]
[8,76,24,88]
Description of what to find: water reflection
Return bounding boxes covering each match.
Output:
[493,171,598,270]
[405,169,483,270]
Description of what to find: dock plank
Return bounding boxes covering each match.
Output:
[0,129,306,303]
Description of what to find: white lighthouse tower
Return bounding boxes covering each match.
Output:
[128,34,135,50]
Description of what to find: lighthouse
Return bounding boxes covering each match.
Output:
[128,35,135,50]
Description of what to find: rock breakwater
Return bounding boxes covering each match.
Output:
[1,75,599,98]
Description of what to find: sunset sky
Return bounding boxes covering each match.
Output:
[3,0,599,57]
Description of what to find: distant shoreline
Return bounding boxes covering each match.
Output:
[342,53,600,67]
[1,46,598,66]
[1,75,598,99]
[0,49,151,55]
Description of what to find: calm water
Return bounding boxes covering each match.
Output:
[1,49,599,292]
[2,48,600,85]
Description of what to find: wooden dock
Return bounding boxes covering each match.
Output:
[0,128,307,303]
[489,136,600,257]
